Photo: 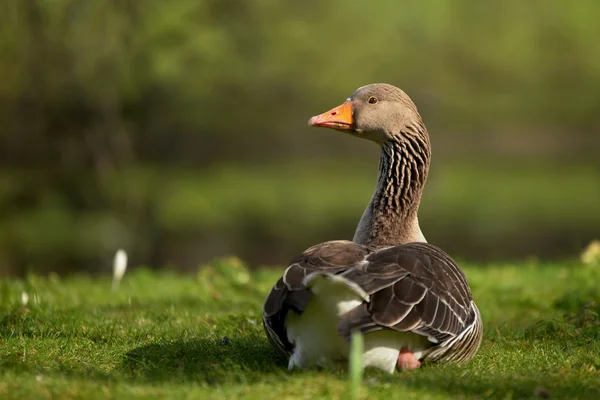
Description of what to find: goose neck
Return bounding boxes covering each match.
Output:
[353,136,430,247]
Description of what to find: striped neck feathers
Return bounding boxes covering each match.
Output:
[354,128,431,247]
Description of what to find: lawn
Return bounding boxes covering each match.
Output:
[1,258,599,399]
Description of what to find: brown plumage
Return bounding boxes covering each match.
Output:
[262,84,482,372]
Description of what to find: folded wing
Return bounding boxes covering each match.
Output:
[262,241,476,359]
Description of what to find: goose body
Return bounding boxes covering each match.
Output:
[262,84,482,372]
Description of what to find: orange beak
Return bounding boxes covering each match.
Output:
[308,101,354,130]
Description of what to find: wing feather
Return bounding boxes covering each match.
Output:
[262,240,369,355]
[263,240,477,358]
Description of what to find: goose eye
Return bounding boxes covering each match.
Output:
[367,96,378,104]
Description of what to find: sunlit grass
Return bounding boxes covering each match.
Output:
[1,260,599,399]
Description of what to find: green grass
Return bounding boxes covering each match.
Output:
[1,258,599,399]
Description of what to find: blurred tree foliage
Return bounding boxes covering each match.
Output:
[0,0,598,275]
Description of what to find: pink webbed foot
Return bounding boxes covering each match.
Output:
[397,348,421,371]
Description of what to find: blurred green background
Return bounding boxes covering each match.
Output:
[0,0,598,276]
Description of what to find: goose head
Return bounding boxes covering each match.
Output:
[308,83,428,145]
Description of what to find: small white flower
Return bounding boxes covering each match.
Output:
[112,249,128,291]
[21,291,29,306]
[581,240,600,266]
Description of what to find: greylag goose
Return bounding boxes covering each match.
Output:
[262,83,482,373]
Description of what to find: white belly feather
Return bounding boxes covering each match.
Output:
[285,273,430,373]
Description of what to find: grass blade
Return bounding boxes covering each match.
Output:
[349,330,364,400]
